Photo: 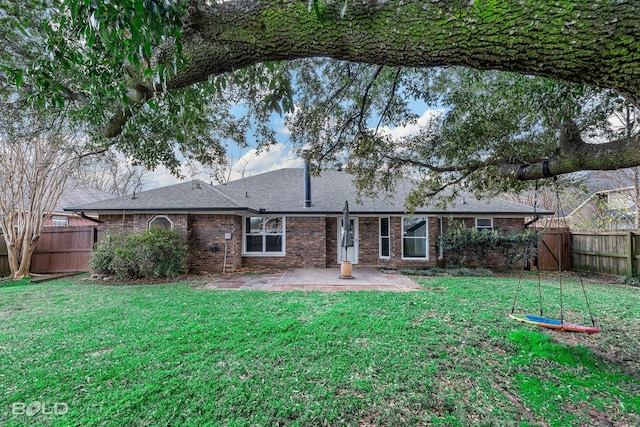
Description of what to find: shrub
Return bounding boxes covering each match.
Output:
[90,229,187,280]
[440,219,540,268]
[618,275,640,288]
[491,229,540,268]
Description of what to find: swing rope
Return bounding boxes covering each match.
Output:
[553,177,598,328]
[554,177,565,324]
[511,176,598,332]
[511,181,544,316]
[535,181,544,317]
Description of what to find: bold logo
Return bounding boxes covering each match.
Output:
[12,401,69,416]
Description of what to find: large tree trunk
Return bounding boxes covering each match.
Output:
[100,1,640,180]
[0,215,40,279]
[13,239,37,279]
[103,0,640,179]
[104,0,640,138]
[5,241,19,278]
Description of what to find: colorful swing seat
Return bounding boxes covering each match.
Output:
[509,313,599,334]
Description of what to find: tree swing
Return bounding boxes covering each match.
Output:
[509,177,599,334]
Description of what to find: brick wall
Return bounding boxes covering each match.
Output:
[100,214,326,273]
[99,214,188,235]
[243,217,327,269]
[188,214,242,273]
[98,213,528,272]
[327,216,440,268]
[387,216,440,269]
[357,218,380,266]
[325,217,338,267]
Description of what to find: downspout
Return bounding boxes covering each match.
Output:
[524,215,541,228]
[74,212,103,224]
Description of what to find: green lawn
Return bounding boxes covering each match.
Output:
[1,274,638,426]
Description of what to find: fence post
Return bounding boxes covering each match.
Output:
[626,231,633,277]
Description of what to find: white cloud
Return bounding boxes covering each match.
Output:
[378,109,443,140]
[145,143,304,188]
[144,108,442,190]
[228,143,303,181]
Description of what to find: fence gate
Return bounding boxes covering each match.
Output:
[537,228,572,271]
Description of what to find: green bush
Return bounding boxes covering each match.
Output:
[617,275,640,288]
[440,219,540,268]
[90,229,188,280]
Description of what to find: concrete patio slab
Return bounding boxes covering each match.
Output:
[202,268,421,292]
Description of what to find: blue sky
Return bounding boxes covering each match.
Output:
[145,106,441,189]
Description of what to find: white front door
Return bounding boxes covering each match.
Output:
[338,217,358,264]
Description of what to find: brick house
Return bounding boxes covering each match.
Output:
[67,168,543,272]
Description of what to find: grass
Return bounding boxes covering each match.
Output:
[0,274,638,426]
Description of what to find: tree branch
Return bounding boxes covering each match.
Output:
[357,65,383,130]
[102,0,640,138]
[374,68,402,135]
[498,121,640,180]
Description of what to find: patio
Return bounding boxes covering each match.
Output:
[202,267,422,291]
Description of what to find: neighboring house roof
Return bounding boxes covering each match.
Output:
[579,169,638,194]
[66,168,546,216]
[54,186,113,215]
[567,186,637,218]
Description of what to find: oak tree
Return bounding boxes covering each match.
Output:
[2,0,640,201]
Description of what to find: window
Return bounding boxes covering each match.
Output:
[149,215,173,230]
[51,216,68,227]
[402,217,428,259]
[245,217,285,254]
[476,218,493,231]
[379,217,390,259]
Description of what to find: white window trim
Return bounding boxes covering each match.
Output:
[379,217,390,259]
[148,215,173,230]
[475,217,494,231]
[51,215,68,227]
[401,216,429,260]
[243,216,286,256]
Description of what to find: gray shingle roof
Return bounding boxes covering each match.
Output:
[54,187,113,213]
[67,168,544,215]
[65,180,246,212]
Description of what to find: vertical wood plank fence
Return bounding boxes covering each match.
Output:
[0,226,97,276]
[0,238,8,275]
[571,231,640,276]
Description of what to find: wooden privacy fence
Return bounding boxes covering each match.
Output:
[571,231,640,276]
[0,226,97,276]
[0,238,8,275]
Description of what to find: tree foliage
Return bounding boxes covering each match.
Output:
[2,0,640,204]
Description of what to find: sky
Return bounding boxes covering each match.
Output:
[145,108,441,189]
